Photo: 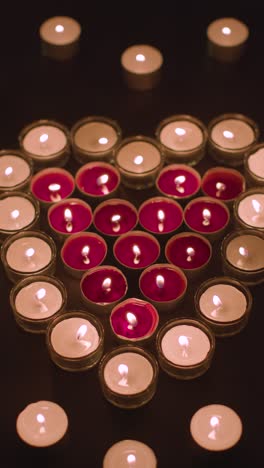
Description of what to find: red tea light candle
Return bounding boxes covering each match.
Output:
[75,162,121,204]
[113,231,160,271]
[139,263,187,313]
[47,198,93,242]
[184,196,230,242]
[0,149,33,193]
[155,114,207,165]
[165,232,212,279]
[80,266,127,315]
[156,164,201,203]
[138,197,183,237]
[30,167,75,209]
[61,232,107,279]
[201,167,245,206]
[93,199,138,238]
[234,188,264,231]
[71,116,122,165]
[19,119,71,170]
[110,298,159,345]
[244,144,264,187]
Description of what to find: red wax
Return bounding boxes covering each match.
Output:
[201,167,245,201]
[81,267,127,303]
[61,233,107,271]
[110,298,159,340]
[166,234,212,269]
[184,197,229,233]
[138,197,183,234]
[156,165,201,198]
[48,199,93,234]
[93,199,138,236]
[75,162,120,197]
[31,168,75,202]
[114,231,160,269]
[139,264,187,301]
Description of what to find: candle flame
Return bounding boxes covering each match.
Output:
[174,175,186,194]
[49,183,61,192]
[102,277,112,292]
[64,208,73,232]
[76,324,88,340]
[39,133,49,144]
[239,246,249,257]
[157,209,165,232]
[4,166,13,177]
[81,245,90,264]
[35,288,46,301]
[133,155,144,165]
[10,209,20,220]
[25,247,35,259]
[127,454,136,464]
[212,295,222,308]
[97,174,109,186]
[48,183,61,202]
[156,274,165,288]
[178,335,190,358]
[36,413,45,424]
[223,130,234,139]
[202,208,211,226]
[118,363,129,386]
[132,244,141,264]
[98,137,108,145]
[252,198,262,214]
[208,415,222,441]
[126,312,138,330]
[175,127,186,137]
[222,26,231,35]
[136,53,146,62]
[186,246,195,262]
[216,181,226,197]
[55,24,64,33]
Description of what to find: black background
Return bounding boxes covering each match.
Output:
[0,2,263,467]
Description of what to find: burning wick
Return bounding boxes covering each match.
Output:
[39,133,49,147]
[127,454,136,465]
[208,415,222,440]
[4,166,13,178]
[111,214,121,233]
[202,208,211,226]
[55,24,64,33]
[175,127,186,137]
[96,173,109,195]
[178,335,190,358]
[132,244,141,264]
[215,182,226,198]
[25,247,35,263]
[81,245,90,265]
[48,183,61,202]
[102,277,112,293]
[133,155,144,165]
[98,137,108,145]
[156,274,165,289]
[76,324,92,349]
[36,413,46,434]
[186,246,195,262]
[34,288,48,313]
[118,363,129,387]
[126,312,138,330]
[64,208,73,233]
[10,209,20,220]
[157,209,165,233]
[222,26,231,35]
[223,130,234,140]
[211,294,223,317]
[135,53,146,62]
[174,175,186,194]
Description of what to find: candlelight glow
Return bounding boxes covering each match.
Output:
[10,209,20,220]
[178,335,189,358]
[222,26,231,35]
[126,312,138,329]
[127,454,136,464]
[76,324,88,340]
[132,244,141,264]
[48,183,61,201]
[186,246,195,262]
[174,175,186,193]
[39,133,49,144]
[25,247,35,259]
[213,295,222,308]
[35,288,46,301]
[156,274,165,288]
[36,413,45,424]
[202,208,211,226]
[239,246,249,257]
[64,208,73,232]
[49,183,61,192]
[210,416,220,428]
[136,53,146,62]
[97,174,109,186]
[252,198,262,214]
[208,415,221,440]
[223,130,234,139]
[102,277,112,292]
[55,24,64,33]
[133,155,144,165]
[157,209,165,222]
[175,127,186,137]
[4,166,13,177]
[81,245,90,264]
[118,363,129,386]
[98,137,108,145]
[216,181,226,197]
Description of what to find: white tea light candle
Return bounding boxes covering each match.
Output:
[244,144,264,186]
[0,192,39,241]
[0,150,33,192]
[39,16,81,60]
[235,189,264,230]
[121,44,163,90]
[207,17,249,62]
[103,439,157,468]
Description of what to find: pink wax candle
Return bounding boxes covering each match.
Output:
[60,232,107,278]
[201,167,245,204]
[113,231,160,270]
[156,164,201,201]
[30,167,75,208]
[139,263,187,312]
[138,197,183,235]
[93,199,138,237]
[80,265,128,314]
[75,161,120,202]
[184,196,230,241]
[47,198,93,240]
[110,297,159,343]
[165,232,212,278]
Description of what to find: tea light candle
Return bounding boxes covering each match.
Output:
[155,114,207,165]
[110,298,159,344]
[71,116,122,164]
[190,404,243,451]
[120,44,163,90]
[10,275,67,333]
[156,318,215,379]
[0,150,33,193]
[80,266,128,314]
[201,167,245,205]
[75,162,121,203]
[16,400,68,447]
[98,346,159,409]
[93,199,138,238]
[234,189,264,230]
[165,232,212,279]
[207,17,249,62]
[139,263,187,312]
[113,231,160,271]
[114,136,163,189]
[46,311,104,371]
[61,232,107,278]
[244,144,264,186]
[195,276,252,336]
[221,229,264,285]
[0,192,40,242]
[184,196,230,241]
[19,119,70,169]
[103,439,157,468]
[30,167,75,208]
[1,230,56,283]
[138,197,183,236]
[156,164,201,202]
[47,198,93,241]
[39,16,81,61]
[208,113,259,167]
